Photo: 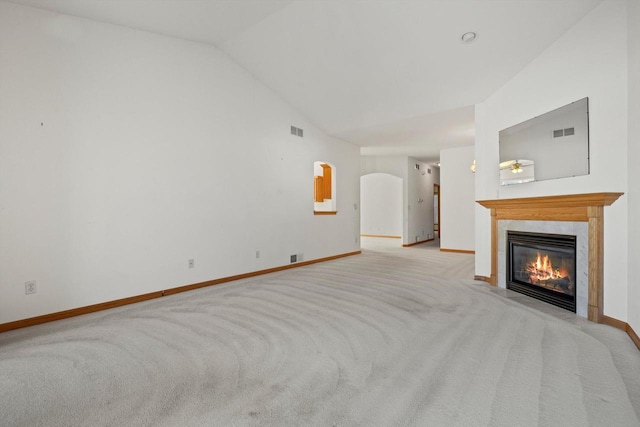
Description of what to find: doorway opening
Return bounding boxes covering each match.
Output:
[360,173,403,248]
[433,183,440,241]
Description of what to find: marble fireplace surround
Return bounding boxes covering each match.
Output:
[477,192,623,323]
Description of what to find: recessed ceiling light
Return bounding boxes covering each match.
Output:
[461,31,478,44]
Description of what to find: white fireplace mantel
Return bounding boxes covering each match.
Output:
[477,192,623,323]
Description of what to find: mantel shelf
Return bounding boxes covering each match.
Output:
[477,192,623,210]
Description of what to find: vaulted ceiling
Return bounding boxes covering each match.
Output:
[8,0,603,162]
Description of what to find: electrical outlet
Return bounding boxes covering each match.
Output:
[256,250,260,259]
[188,259,194,269]
[25,281,37,295]
[428,233,433,239]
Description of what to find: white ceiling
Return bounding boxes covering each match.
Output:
[8,0,602,162]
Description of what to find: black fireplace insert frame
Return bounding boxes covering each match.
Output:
[506,230,577,312]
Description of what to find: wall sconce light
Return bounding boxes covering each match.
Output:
[470,160,476,173]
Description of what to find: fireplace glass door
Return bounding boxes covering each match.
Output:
[507,231,577,312]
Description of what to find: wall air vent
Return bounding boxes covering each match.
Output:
[553,127,575,138]
[291,126,304,138]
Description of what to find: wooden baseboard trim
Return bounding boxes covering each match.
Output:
[627,324,640,351]
[0,251,361,334]
[440,248,475,254]
[602,315,627,330]
[313,211,337,215]
[602,315,640,351]
[0,291,163,334]
[402,238,434,247]
[361,234,401,239]
[474,275,492,284]
[164,251,361,296]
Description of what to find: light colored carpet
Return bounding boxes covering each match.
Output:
[1,240,639,426]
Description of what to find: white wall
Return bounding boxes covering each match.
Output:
[627,0,640,334]
[0,2,360,324]
[360,173,403,237]
[361,156,407,178]
[474,1,629,320]
[439,146,475,251]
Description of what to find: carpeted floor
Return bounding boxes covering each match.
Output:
[1,240,639,426]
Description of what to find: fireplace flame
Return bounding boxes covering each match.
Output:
[526,253,569,283]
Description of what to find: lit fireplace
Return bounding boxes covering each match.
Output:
[524,252,573,292]
[507,231,577,312]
